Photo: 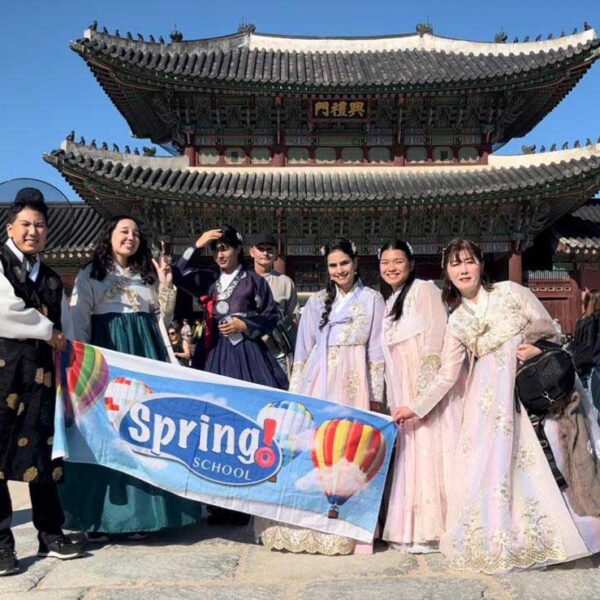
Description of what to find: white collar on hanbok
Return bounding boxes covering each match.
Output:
[388,283,405,303]
[112,261,140,279]
[462,285,490,317]
[332,280,362,314]
[6,238,41,282]
[218,265,242,290]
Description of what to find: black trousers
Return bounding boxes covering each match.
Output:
[0,479,64,550]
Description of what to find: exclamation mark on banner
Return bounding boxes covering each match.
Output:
[255,418,277,469]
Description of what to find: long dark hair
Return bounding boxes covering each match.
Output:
[319,238,359,330]
[379,240,416,321]
[209,223,246,268]
[441,238,493,312]
[90,215,156,284]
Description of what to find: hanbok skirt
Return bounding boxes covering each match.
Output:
[60,312,203,533]
[204,336,288,390]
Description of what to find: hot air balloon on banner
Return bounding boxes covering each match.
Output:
[104,377,153,429]
[257,401,315,477]
[311,419,386,519]
[59,341,110,424]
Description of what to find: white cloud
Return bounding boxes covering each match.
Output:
[295,459,368,499]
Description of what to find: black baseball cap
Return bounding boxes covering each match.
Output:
[251,231,277,246]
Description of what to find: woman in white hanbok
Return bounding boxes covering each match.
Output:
[394,238,600,574]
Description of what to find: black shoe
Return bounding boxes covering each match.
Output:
[0,548,19,576]
[84,532,110,543]
[38,535,82,560]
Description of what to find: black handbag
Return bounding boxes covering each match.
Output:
[270,310,297,356]
[515,340,575,490]
[515,340,576,416]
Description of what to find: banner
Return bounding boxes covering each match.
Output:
[54,341,396,542]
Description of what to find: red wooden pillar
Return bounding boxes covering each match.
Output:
[393,145,405,166]
[184,146,197,166]
[272,147,285,166]
[508,249,523,284]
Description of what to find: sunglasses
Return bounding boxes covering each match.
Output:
[168,331,177,335]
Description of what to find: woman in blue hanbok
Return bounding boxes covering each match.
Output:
[61,215,203,539]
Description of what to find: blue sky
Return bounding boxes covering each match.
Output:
[1,0,599,200]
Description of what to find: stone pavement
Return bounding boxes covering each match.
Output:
[3,483,600,599]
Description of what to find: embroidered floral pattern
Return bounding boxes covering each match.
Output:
[449,285,528,358]
[368,360,385,405]
[103,280,141,311]
[344,370,360,405]
[22,467,38,483]
[494,476,510,506]
[516,443,538,472]
[260,523,355,555]
[493,405,512,438]
[451,498,567,573]
[460,436,473,456]
[289,361,306,393]
[416,354,441,392]
[336,302,369,346]
[6,393,18,410]
[157,284,176,320]
[480,384,495,417]
[327,347,341,369]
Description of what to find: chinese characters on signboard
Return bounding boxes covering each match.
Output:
[311,99,369,122]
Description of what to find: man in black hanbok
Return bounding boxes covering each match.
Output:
[0,189,82,576]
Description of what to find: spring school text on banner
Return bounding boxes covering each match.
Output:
[53,341,395,542]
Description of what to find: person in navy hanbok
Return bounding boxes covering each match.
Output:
[173,225,287,389]
[173,224,287,524]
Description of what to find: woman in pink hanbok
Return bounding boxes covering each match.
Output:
[379,241,463,553]
[394,239,600,573]
[256,238,386,555]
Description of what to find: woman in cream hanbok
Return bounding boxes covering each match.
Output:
[256,238,386,555]
[394,238,600,573]
[379,241,463,553]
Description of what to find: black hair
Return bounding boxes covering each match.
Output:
[8,189,49,225]
[209,224,246,267]
[319,238,359,330]
[378,240,416,321]
[441,238,494,312]
[90,214,157,284]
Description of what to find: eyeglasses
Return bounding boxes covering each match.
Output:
[168,331,177,336]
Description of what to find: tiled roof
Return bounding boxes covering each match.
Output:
[72,28,600,90]
[44,142,600,208]
[0,203,104,255]
[554,198,600,253]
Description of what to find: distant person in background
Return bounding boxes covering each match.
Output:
[0,189,82,577]
[249,231,299,377]
[62,215,203,541]
[180,318,192,343]
[168,321,192,366]
[191,316,204,344]
[571,289,600,414]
